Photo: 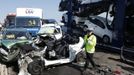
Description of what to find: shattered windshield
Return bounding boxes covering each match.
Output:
[38,26,60,35]
[16,17,40,27]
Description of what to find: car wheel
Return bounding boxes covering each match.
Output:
[83,25,88,30]
[102,35,110,44]
[72,20,77,28]
[11,46,21,55]
[27,59,44,75]
[76,51,86,66]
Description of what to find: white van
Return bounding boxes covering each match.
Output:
[62,13,87,25]
[40,19,63,40]
[84,16,113,43]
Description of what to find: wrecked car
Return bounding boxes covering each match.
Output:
[0,29,32,62]
[38,25,62,40]
[18,28,85,75]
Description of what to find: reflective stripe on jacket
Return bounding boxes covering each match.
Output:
[84,34,96,53]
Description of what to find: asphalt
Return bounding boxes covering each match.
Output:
[1,48,133,75]
[40,49,134,75]
[42,64,83,75]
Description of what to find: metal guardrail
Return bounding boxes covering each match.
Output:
[96,43,121,52]
[97,43,134,63]
[120,46,134,64]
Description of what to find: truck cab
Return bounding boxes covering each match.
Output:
[4,13,16,28]
[16,8,43,37]
[15,17,41,37]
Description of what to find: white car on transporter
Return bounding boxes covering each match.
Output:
[62,13,87,25]
[84,16,113,43]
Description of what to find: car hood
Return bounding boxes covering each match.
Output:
[1,40,31,49]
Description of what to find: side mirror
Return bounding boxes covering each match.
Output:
[32,37,36,40]
[58,22,64,26]
[0,33,3,39]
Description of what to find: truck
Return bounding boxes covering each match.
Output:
[15,8,43,37]
[4,13,16,28]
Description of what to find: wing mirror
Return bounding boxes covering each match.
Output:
[58,22,64,26]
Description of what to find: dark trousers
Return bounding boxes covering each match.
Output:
[84,52,96,69]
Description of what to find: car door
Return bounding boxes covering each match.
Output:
[87,17,97,31]
[54,27,62,40]
[91,17,106,38]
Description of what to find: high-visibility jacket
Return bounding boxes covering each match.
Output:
[84,34,97,53]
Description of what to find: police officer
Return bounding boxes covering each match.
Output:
[84,28,97,69]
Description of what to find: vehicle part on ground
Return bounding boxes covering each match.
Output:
[96,65,114,75]
[82,65,114,75]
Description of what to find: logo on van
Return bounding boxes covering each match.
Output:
[25,9,34,14]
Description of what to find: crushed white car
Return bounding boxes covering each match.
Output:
[18,33,85,75]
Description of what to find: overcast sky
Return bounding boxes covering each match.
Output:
[0,0,64,23]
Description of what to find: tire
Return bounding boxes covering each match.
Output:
[76,51,86,66]
[83,25,88,29]
[72,20,77,28]
[27,59,44,75]
[9,46,21,61]
[102,35,110,44]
